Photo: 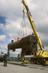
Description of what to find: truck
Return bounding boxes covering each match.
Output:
[22,0,48,65]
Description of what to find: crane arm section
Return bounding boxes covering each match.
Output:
[22,0,44,50]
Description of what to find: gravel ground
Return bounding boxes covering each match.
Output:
[0,62,48,73]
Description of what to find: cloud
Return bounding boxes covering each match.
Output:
[3,18,32,40]
[0,0,22,20]
[38,32,48,41]
[5,21,21,30]
[0,35,6,42]
[0,24,4,29]
[31,0,48,24]
[0,0,48,24]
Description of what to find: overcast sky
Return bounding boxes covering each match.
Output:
[0,0,48,54]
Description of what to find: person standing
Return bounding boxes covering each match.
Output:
[3,54,7,66]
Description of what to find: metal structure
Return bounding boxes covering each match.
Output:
[8,34,37,56]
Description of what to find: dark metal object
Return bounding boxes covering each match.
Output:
[8,34,37,56]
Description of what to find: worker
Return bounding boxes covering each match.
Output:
[3,54,7,66]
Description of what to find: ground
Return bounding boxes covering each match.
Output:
[0,62,48,73]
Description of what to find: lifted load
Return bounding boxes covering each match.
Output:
[8,34,37,56]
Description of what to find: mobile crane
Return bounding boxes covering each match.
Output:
[22,0,48,65]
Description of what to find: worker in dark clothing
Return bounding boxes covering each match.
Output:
[3,54,7,66]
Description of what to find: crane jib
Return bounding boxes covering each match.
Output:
[22,0,44,50]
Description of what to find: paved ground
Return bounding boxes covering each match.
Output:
[0,62,48,73]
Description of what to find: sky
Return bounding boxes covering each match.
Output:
[0,0,48,55]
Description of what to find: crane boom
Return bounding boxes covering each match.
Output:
[22,0,44,50]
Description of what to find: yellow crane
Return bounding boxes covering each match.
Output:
[22,0,48,65]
